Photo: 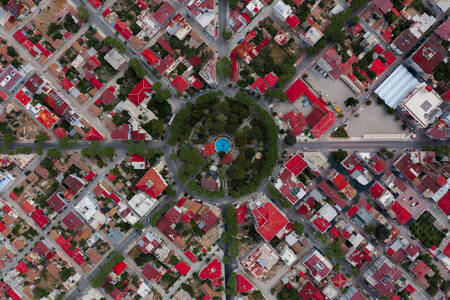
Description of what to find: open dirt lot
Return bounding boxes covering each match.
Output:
[34,0,69,33]
[346,102,405,137]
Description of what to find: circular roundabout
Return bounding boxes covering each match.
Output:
[169,91,279,198]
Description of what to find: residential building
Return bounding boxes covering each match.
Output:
[409,35,446,76]
[136,167,167,198]
[137,230,162,254]
[186,0,217,38]
[363,256,402,297]
[128,193,158,217]
[303,26,323,46]
[302,248,332,283]
[104,48,127,70]
[241,243,279,279]
[244,0,264,18]
[310,203,337,233]
[74,195,107,230]
[250,196,290,242]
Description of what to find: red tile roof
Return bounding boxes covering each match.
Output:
[332,273,347,288]
[188,55,202,67]
[114,20,133,40]
[312,215,330,232]
[175,261,190,276]
[156,55,175,74]
[264,72,278,87]
[286,15,300,28]
[437,191,450,215]
[84,127,104,141]
[411,260,429,278]
[411,35,446,74]
[111,124,130,140]
[250,77,268,94]
[141,49,160,66]
[142,264,162,281]
[283,111,305,136]
[329,227,340,238]
[31,208,49,228]
[436,18,450,41]
[16,262,28,274]
[369,182,384,199]
[20,200,34,215]
[112,261,127,275]
[236,273,253,293]
[391,201,412,224]
[347,205,359,217]
[15,89,31,106]
[184,250,197,263]
[286,79,308,103]
[252,202,289,242]
[128,78,152,106]
[298,281,325,300]
[61,78,73,91]
[152,2,175,26]
[373,0,393,13]
[171,76,189,93]
[235,204,247,224]
[62,211,83,231]
[318,180,347,210]
[45,90,68,116]
[157,37,175,55]
[199,258,221,281]
[371,261,401,297]
[284,154,307,176]
[47,193,65,212]
[136,168,167,198]
[370,58,387,76]
[88,0,101,8]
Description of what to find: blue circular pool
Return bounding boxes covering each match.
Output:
[214,137,231,153]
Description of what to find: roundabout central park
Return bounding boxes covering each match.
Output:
[168,91,279,198]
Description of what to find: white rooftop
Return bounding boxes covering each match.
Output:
[375,65,419,108]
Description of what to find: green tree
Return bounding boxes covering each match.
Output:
[331,149,347,162]
[103,146,115,160]
[222,30,232,40]
[129,59,147,78]
[7,46,18,57]
[345,97,359,107]
[103,36,126,53]
[59,136,71,149]
[293,221,304,235]
[375,225,390,241]
[266,88,287,101]
[133,222,145,230]
[150,213,161,226]
[179,145,204,175]
[226,272,237,296]
[284,134,296,146]
[47,148,61,159]
[35,133,47,145]
[2,133,16,147]
[77,6,90,22]
[217,57,232,77]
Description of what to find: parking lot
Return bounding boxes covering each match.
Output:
[304,68,356,111]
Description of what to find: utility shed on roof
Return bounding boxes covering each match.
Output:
[375,65,419,109]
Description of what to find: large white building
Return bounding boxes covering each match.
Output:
[375,65,419,109]
[128,192,158,217]
[398,83,443,128]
